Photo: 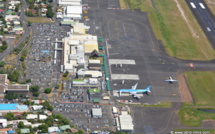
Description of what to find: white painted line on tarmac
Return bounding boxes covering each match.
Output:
[190,2,196,8]
[199,3,205,9]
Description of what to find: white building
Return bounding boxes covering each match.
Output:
[0,119,7,127]
[32,123,42,128]
[5,15,19,21]
[118,114,134,132]
[48,127,60,133]
[92,108,102,118]
[39,115,47,120]
[26,114,38,120]
[63,6,82,20]
[31,105,43,111]
[63,34,98,73]
[9,0,21,5]
[112,107,117,114]
[59,0,81,6]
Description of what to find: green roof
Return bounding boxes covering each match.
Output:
[59,125,71,131]
[0,4,4,7]
[21,128,30,134]
[93,99,100,103]
[89,89,100,93]
[6,10,13,15]
[61,21,75,25]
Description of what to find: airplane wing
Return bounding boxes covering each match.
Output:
[130,92,141,99]
[132,83,138,89]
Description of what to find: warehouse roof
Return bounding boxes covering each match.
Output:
[119,114,134,131]
[92,108,102,116]
[67,6,82,14]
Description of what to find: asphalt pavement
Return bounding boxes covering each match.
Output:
[186,0,215,48]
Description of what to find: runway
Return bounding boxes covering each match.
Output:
[186,0,215,48]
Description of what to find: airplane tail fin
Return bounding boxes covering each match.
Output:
[147,86,151,93]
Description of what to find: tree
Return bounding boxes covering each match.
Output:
[38,124,48,133]
[33,92,39,97]
[15,5,20,12]
[63,73,68,77]
[42,101,53,111]
[0,69,6,74]
[4,112,15,120]
[44,88,52,94]
[20,56,25,61]
[0,61,5,67]
[55,84,60,89]
[47,105,53,111]
[0,44,7,51]
[76,130,83,134]
[8,69,20,82]
[4,92,18,100]
[46,5,54,18]
[2,41,7,45]
[30,85,39,92]
[18,121,24,128]
[28,21,32,26]
[24,100,30,105]
[26,79,31,83]
[46,10,54,18]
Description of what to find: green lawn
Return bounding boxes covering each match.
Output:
[184,71,215,106]
[179,107,215,127]
[120,0,215,60]
[172,129,215,134]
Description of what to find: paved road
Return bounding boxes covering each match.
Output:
[186,0,215,48]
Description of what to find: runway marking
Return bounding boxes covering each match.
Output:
[190,2,196,8]
[207,27,211,32]
[199,3,205,9]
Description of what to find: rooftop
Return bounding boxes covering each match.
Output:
[20,128,30,134]
[89,89,100,93]
[59,125,71,131]
[92,108,102,116]
[67,6,82,14]
[0,103,28,111]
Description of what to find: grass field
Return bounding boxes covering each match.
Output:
[172,129,215,134]
[179,106,215,127]
[204,0,215,16]
[120,0,215,60]
[178,71,215,127]
[26,17,52,23]
[184,71,215,106]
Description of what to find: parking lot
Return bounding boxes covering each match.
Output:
[26,23,70,89]
[59,86,88,102]
[53,103,114,132]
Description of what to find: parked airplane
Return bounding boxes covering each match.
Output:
[165,76,178,83]
[118,83,151,99]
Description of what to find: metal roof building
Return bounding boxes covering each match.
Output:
[92,108,102,118]
[119,114,134,132]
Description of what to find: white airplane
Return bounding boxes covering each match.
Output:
[118,83,151,99]
[165,76,178,83]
